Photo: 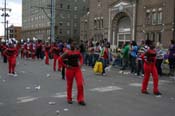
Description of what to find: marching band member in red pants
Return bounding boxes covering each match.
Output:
[45,42,51,65]
[50,43,60,71]
[4,43,18,77]
[30,42,36,60]
[141,41,162,95]
[59,40,86,106]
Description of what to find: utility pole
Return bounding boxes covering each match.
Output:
[0,0,11,40]
[31,0,55,43]
[51,0,55,43]
[6,20,8,40]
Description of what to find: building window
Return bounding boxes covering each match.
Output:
[149,32,155,41]
[157,11,163,24]
[152,11,157,25]
[60,4,63,8]
[67,5,70,9]
[59,22,63,26]
[67,22,70,26]
[98,19,101,29]
[94,19,97,29]
[101,18,104,28]
[59,29,62,34]
[157,32,162,43]
[74,6,78,11]
[67,30,70,35]
[146,33,149,40]
[146,10,151,25]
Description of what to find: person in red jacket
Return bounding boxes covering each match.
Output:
[50,43,61,71]
[4,43,18,77]
[45,42,51,65]
[141,41,161,95]
[59,40,86,106]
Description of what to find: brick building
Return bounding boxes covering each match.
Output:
[7,25,22,41]
[80,0,175,48]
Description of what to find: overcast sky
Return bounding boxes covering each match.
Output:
[0,0,22,36]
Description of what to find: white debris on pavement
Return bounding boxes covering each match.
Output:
[48,102,56,105]
[56,110,60,115]
[20,71,25,74]
[156,95,162,98]
[123,72,130,75]
[105,65,112,72]
[64,108,69,111]
[25,87,31,90]
[46,74,51,77]
[119,71,123,74]
[35,85,41,90]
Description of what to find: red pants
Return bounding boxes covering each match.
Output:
[45,52,49,64]
[31,51,35,60]
[8,57,16,73]
[66,67,84,102]
[53,55,61,71]
[142,63,159,93]
[53,55,58,71]
[26,50,30,58]
[21,51,24,59]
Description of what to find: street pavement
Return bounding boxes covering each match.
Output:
[0,57,175,116]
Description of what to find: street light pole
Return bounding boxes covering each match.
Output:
[4,0,6,40]
[51,0,55,43]
[31,0,55,43]
[0,0,11,40]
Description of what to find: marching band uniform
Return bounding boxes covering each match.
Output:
[59,42,86,106]
[4,44,18,76]
[142,48,161,95]
[45,43,51,65]
[51,44,61,71]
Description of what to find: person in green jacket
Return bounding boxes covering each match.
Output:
[121,42,130,70]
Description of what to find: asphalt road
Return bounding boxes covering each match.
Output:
[0,57,175,116]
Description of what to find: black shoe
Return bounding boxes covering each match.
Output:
[142,91,150,94]
[78,101,86,106]
[67,101,73,104]
[154,92,162,96]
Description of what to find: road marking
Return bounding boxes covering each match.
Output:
[90,86,123,92]
[52,91,75,98]
[129,80,171,87]
[17,96,39,104]
[129,83,142,87]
